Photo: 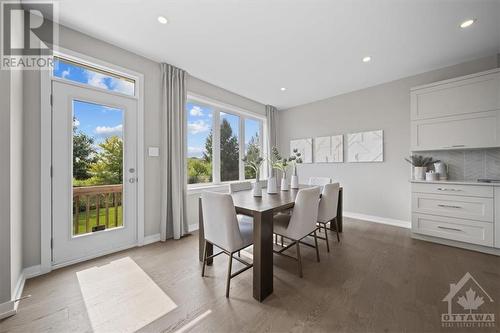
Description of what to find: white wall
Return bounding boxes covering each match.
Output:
[278,55,499,224]
[22,22,266,267]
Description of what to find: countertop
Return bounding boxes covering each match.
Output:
[410,179,500,187]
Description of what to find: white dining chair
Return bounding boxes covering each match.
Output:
[308,177,332,187]
[229,181,252,193]
[201,191,254,297]
[316,183,341,252]
[273,186,321,277]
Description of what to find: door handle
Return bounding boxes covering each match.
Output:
[437,188,462,192]
[437,226,463,232]
[129,178,136,183]
[437,204,462,209]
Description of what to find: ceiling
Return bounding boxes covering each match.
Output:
[50,0,500,108]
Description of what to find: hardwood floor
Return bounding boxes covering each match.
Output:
[1,218,499,333]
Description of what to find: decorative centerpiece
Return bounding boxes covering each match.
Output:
[405,155,440,181]
[289,149,303,189]
[270,147,290,191]
[242,148,264,197]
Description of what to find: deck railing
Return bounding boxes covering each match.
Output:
[73,184,123,235]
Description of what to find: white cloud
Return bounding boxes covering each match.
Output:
[62,69,70,79]
[188,146,204,155]
[95,124,123,136]
[190,105,204,117]
[85,70,134,96]
[188,120,210,134]
[86,71,109,90]
[73,118,80,127]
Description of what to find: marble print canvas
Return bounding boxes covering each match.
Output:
[347,130,384,162]
[290,138,313,163]
[314,135,343,163]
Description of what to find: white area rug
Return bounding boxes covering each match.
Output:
[76,257,177,333]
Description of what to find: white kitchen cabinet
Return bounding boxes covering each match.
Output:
[410,69,500,151]
[411,69,500,121]
[495,187,500,249]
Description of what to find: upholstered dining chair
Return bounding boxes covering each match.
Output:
[201,191,254,297]
[229,181,252,193]
[273,186,321,277]
[316,183,341,252]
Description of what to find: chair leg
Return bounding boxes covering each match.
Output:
[280,235,284,246]
[324,223,330,252]
[201,240,207,277]
[296,241,303,278]
[226,252,233,298]
[238,251,240,257]
[313,230,320,262]
[335,218,340,242]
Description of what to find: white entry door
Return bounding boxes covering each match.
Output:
[52,80,137,265]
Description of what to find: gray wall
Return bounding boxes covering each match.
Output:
[22,23,265,267]
[278,55,499,223]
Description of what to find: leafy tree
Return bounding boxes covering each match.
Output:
[203,119,239,181]
[188,158,212,184]
[73,121,97,180]
[245,133,260,179]
[89,136,123,185]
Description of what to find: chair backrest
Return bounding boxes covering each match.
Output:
[229,181,252,193]
[317,183,340,223]
[308,177,332,187]
[201,191,243,252]
[287,186,321,239]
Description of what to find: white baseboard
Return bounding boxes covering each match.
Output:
[24,265,42,279]
[0,300,16,320]
[188,224,198,232]
[344,211,411,229]
[0,265,34,320]
[143,233,161,245]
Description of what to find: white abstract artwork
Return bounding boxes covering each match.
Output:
[290,138,313,163]
[314,135,343,163]
[347,130,384,162]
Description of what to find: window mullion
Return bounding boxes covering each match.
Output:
[213,110,221,184]
[239,117,245,180]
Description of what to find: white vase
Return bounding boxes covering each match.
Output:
[281,176,289,191]
[267,177,278,194]
[414,166,426,181]
[291,175,299,189]
[252,180,262,197]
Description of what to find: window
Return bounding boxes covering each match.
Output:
[186,98,264,186]
[53,56,135,96]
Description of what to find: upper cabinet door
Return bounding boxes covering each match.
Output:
[411,69,500,121]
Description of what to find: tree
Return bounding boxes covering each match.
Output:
[89,136,123,185]
[245,133,260,179]
[203,119,239,181]
[73,123,97,180]
[188,158,212,184]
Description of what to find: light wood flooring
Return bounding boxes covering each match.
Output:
[1,218,500,333]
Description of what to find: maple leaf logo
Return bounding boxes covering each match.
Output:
[457,288,485,313]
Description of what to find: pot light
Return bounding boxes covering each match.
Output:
[280,87,286,91]
[157,16,168,24]
[362,56,371,63]
[460,19,476,28]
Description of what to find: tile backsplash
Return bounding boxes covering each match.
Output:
[424,148,500,181]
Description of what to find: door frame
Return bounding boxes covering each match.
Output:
[40,47,145,273]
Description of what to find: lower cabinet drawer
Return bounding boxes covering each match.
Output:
[412,213,494,247]
[412,193,494,222]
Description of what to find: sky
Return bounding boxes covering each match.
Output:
[187,102,261,158]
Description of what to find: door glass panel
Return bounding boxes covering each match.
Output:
[186,101,213,184]
[220,112,240,182]
[244,118,261,179]
[72,100,124,236]
[53,57,135,96]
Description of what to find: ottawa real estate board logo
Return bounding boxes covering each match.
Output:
[1,1,58,70]
[441,272,495,328]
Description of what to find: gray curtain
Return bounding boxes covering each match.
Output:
[266,105,278,177]
[160,63,188,240]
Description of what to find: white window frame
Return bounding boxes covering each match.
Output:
[187,93,266,189]
[40,47,145,274]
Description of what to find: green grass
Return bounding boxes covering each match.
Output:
[73,205,123,235]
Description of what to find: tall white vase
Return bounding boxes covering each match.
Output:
[290,175,299,189]
[281,175,289,191]
[414,166,426,181]
[252,180,262,197]
[267,177,278,194]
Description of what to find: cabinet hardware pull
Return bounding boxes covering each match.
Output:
[437,226,463,232]
[437,204,462,209]
[436,188,462,192]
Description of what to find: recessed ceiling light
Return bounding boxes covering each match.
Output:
[362,56,371,63]
[157,16,168,24]
[280,87,286,91]
[460,18,476,28]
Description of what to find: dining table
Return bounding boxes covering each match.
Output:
[198,184,343,302]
